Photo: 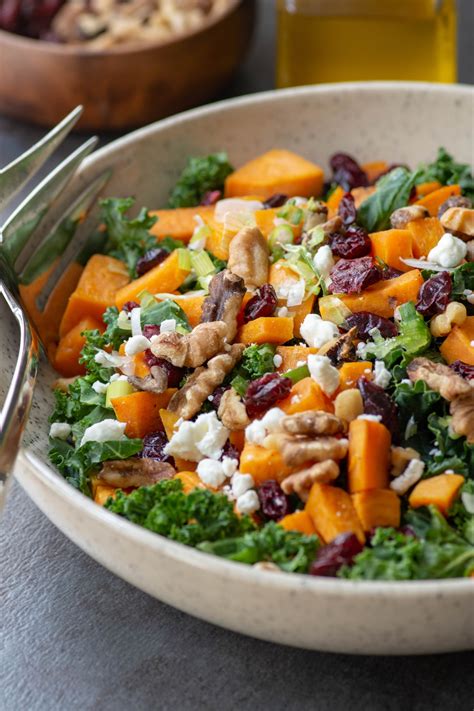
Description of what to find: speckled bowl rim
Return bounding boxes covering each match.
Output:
[19,81,474,597]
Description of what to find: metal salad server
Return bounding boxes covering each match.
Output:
[0,108,112,509]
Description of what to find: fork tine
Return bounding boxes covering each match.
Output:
[1,136,98,268]
[20,169,112,295]
[0,107,83,213]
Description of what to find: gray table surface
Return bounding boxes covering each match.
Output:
[2,2,474,709]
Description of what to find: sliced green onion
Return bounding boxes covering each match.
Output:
[177,248,192,271]
[189,224,212,249]
[284,364,310,383]
[138,290,157,309]
[268,224,294,251]
[116,310,132,330]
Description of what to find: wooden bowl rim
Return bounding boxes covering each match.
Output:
[0,0,245,56]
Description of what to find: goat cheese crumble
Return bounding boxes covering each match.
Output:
[164,411,229,462]
[300,314,339,349]
[80,419,126,446]
[307,354,340,396]
[428,233,467,268]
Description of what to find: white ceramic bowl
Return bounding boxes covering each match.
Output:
[6,82,474,655]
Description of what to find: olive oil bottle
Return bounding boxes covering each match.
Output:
[277,0,457,87]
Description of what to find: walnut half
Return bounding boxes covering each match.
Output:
[150,321,227,368]
[217,387,250,430]
[227,226,269,289]
[200,269,245,342]
[281,460,340,501]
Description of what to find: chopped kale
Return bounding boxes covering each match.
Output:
[416,148,474,200]
[100,197,158,277]
[167,153,234,208]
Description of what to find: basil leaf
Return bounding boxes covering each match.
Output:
[357,168,420,232]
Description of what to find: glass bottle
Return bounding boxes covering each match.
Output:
[277,0,457,87]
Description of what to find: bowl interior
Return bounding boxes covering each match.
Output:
[4,81,472,464]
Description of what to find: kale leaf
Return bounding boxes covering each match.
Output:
[357,167,420,232]
[106,479,255,545]
[140,297,190,332]
[102,306,131,350]
[100,197,158,277]
[167,153,233,208]
[50,374,107,424]
[416,148,474,200]
[229,343,276,395]
[198,522,319,573]
[363,302,431,364]
[79,329,110,380]
[449,480,474,545]
[340,506,474,580]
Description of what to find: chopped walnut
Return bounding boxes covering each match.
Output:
[217,387,250,430]
[317,327,357,365]
[390,205,429,229]
[227,226,269,289]
[281,460,340,501]
[302,201,328,237]
[390,459,424,495]
[390,446,421,477]
[266,433,349,467]
[128,365,168,393]
[450,393,474,444]
[440,206,474,239]
[168,344,244,419]
[201,269,245,341]
[407,357,471,401]
[253,561,280,572]
[438,195,472,218]
[319,216,343,236]
[280,410,346,437]
[407,357,474,443]
[150,321,227,367]
[97,458,175,488]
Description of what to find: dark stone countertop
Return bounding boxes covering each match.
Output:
[2,2,473,708]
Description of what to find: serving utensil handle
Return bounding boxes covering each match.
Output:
[0,280,38,511]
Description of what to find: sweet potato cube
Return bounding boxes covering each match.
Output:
[338,270,424,319]
[225,149,324,199]
[239,443,295,484]
[279,510,316,535]
[409,473,465,516]
[414,184,461,216]
[440,316,474,366]
[338,362,373,391]
[348,419,391,493]
[275,346,317,373]
[351,489,401,531]
[237,316,294,345]
[407,217,444,258]
[149,206,215,242]
[174,471,205,493]
[305,483,365,544]
[369,228,414,272]
[54,316,103,377]
[279,377,333,415]
[94,484,118,506]
[59,254,129,337]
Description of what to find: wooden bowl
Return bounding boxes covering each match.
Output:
[0,0,255,131]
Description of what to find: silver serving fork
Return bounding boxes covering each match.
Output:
[0,107,112,508]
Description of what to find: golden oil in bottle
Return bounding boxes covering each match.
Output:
[277,0,457,87]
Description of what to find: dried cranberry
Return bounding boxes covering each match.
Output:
[415,271,452,318]
[329,257,381,294]
[358,377,399,436]
[450,360,474,380]
[243,284,278,323]
[210,385,228,411]
[330,225,371,259]
[221,440,240,463]
[136,248,168,276]
[330,153,369,191]
[257,480,292,522]
[122,300,140,313]
[244,373,292,418]
[140,431,173,463]
[200,190,222,206]
[310,532,363,576]
[142,324,161,339]
[399,525,417,538]
[338,192,357,226]
[380,265,403,280]
[263,193,288,209]
[345,311,398,341]
[143,352,184,387]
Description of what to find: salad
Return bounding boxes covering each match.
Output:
[48,147,474,580]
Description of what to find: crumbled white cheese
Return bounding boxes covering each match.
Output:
[357,414,382,422]
[277,306,289,317]
[296,360,306,367]
[307,354,340,396]
[221,456,238,478]
[428,233,467,268]
[49,422,71,440]
[214,198,263,223]
[110,374,128,383]
[245,407,286,446]
[300,314,339,349]
[124,335,151,357]
[81,419,126,446]
[231,473,254,498]
[286,279,306,307]
[390,459,425,495]
[164,412,229,462]
[373,360,392,389]
[356,341,369,359]
[313,245,335,279]
[91,380,109,394]
[273,354,283,368]
[160,319,177,333]
[236,489,260,515]
[197,459,227,488]
[94,350,128,368]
